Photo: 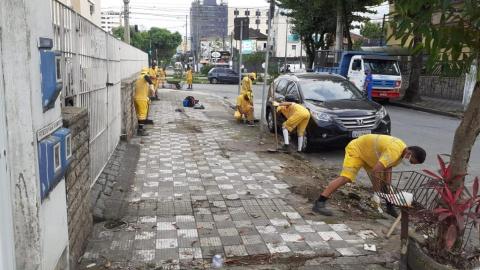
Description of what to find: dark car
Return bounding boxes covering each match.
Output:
[266,73,391,151]
[208,67,240,84]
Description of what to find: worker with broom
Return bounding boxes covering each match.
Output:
[312,134,426,217]
[273,95,311,152]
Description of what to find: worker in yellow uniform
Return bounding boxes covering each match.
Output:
[134,67,154,122]
[312,134,426,217]
[158,67,166,88]
[185,67,193,89]
[274,96,311,152]
[148,61,158,99]
[234,93,254,126]
[240,73,256,103]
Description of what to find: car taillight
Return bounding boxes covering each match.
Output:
[395,81,401,88]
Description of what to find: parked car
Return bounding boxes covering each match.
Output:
[208,68,240,84]
[266,73,391,151]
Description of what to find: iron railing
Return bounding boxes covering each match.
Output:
[52,0,148,185]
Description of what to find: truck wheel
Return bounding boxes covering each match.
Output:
[211,78,218,84]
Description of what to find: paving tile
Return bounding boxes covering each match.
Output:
[241,234,263,245]
[224,245,248,257]
[280,233,304,242]
[132,249,155,262]
[218,228,238,237]
[179,247,202,260]
[329,224,353,232]
[155,248,179,260]
[156,238,178,249]
[318,231,343,241]
[245,244,270,255]
[200,237,222,247]
[266,243,291,254]
[336,247,363,256]
[177,229,198,238]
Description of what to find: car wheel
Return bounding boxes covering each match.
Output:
[211,78,218,84]
[302,132,314,153]
[267,109,275,133]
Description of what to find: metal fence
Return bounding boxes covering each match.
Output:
[52,0,147,185]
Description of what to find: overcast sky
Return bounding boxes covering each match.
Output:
[101,0,389,35]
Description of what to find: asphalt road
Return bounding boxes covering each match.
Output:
[193,83,480,185]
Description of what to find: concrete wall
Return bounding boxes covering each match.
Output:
[63,107,92,266]
[121,76,138,141]
[0,0,69,268]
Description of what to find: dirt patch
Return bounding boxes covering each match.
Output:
[262,152,386,221]
[170,122,203,134]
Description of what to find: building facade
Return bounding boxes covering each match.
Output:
[101,10,122,33]
[190,0,228,63]
[58,0,101,26]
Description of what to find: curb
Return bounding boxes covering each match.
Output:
[389,101,463,119]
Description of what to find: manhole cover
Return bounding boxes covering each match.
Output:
[103,220,127,230]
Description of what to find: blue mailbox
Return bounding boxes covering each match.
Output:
[39,37,62,112]
[52,128,72,171]
[38,136,62,200]
[38,127,72,201]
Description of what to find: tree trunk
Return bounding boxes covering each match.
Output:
[450,80,480,181]
[403,33,423,102]
[304,36,316,69]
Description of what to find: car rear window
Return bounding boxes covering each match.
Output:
[300,79,363,102]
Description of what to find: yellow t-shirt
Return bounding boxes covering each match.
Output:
[349,134,406,169]
[277,103,309,119]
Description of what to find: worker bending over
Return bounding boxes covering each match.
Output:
[241,73,256,103]
[235,93,254,126]
[134,67,154,123]
[186,67,193,89]
[312,134,426,217]
[274,96,311,152]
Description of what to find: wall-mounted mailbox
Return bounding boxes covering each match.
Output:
[38,127,71,201]
[39,37,62,112]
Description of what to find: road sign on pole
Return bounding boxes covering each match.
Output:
[234,17,249,40]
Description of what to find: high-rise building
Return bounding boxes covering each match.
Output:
[190,0,228,62]
[100,10,122,33]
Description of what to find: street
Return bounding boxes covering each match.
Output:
[194,83,480,184]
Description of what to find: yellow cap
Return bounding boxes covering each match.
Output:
[250,72,256,80]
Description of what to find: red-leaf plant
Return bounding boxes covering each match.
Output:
[422,155,480,252]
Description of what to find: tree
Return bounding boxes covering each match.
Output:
[243,52,265,74]
[360,21,383,39]
[276,0,337,68]
[112,26,182,64]
[391,0,480,182]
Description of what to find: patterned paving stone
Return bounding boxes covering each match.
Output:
[224,245,248,257]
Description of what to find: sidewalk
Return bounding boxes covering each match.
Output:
[79,89,399,269]
[390,96,464,118]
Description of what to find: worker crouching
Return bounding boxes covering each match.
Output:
[235,93,254,126]
[275,95,311,152]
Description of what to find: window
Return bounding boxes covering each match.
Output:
[300,79,363,102]
[56,57,62,82]
[275,79,288,95]
[263,43,267,49]
[65,134,72,159]
[54,143,61,172]
[285,82,300,100]
[352,59,362,71]
[292,45,297,50]
[245,10,250,16]
[256,10,261,17]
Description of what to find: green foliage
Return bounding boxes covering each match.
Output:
[243,52,265,74]
[112,26,182,64]
[389,0,480,76]
[360,21,383,39]
[200,64,214,75]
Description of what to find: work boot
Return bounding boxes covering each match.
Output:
[247,121,255,127]
[312,200,333,216]
[385,203,399,218]
[279,144,290,153]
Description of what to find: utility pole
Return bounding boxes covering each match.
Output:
[123,0,130,44]
[334,0,343,63]
[284,18,288,71]
[185,15,188,53]
[380,14,386,46]
[260,0,275,131]
[237,20,244,95]
[300,39,303,69]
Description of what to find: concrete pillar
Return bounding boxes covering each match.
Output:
[0,0,67,269]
